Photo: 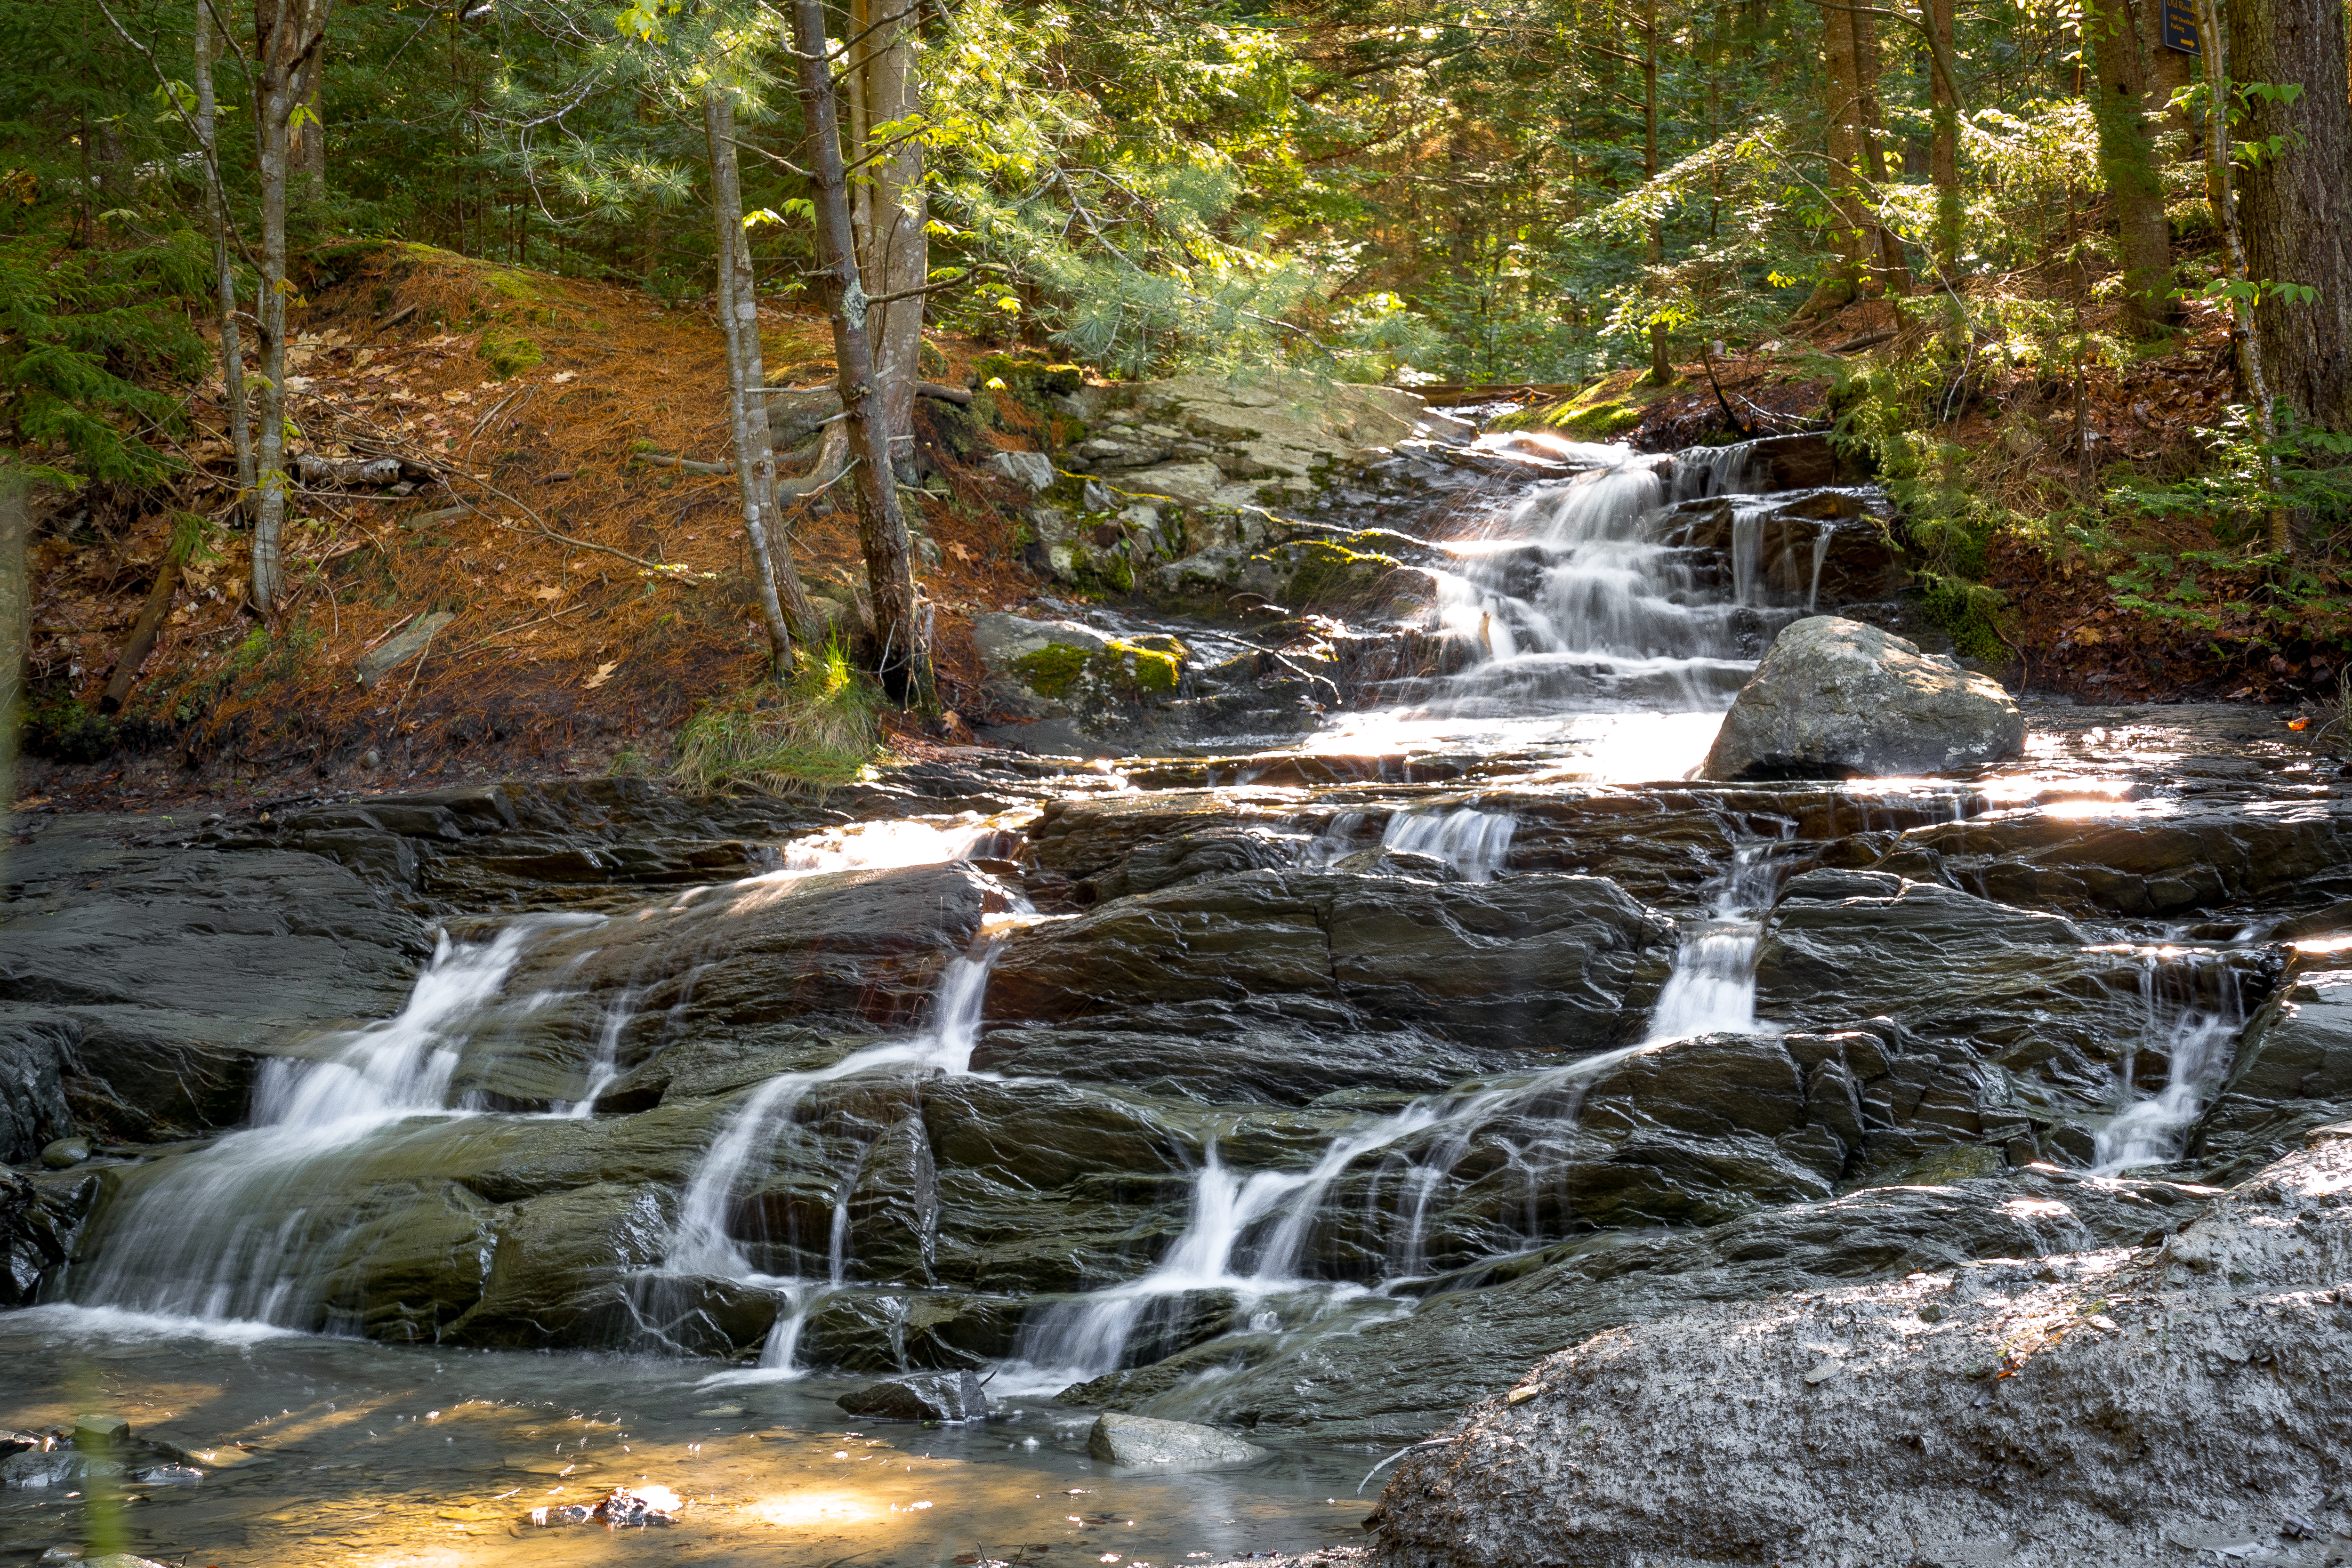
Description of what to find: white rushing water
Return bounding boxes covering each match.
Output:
[2092,954,2248,1174]
[647,952,999,1376]
[65,918,586,1322]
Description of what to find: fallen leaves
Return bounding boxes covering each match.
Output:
[585,661,619,689]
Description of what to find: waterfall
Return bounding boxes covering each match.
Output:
[1008,1041,1677,1380]
[1380,807,1516,881]
[1643,836,1788,1043]
[646,951,998,1367]
[2091,954,2249,1174]
[64,919,587,1323]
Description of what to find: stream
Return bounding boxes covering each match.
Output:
[5,427,2343,1568]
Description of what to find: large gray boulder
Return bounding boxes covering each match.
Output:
[1701,615,2022,780]
[1085,1411,1267,1469]
[1368,1126,2352,1568]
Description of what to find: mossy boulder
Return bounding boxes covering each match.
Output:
[974,612,1189,718]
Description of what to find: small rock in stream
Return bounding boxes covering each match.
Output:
[39,1139,89,1169]
[524,1484,683,1528]
[837,1370,989,1423]
[1086,1411,1269,1470]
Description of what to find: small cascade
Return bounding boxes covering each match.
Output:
[2092,953,2251,1174]
[1009,1041,1672,1380]
[65,922,568,1323]
[1644,836,1789,1042]
[1381,807,1516,881]
[643,951,998,1364]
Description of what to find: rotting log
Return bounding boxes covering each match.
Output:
[99,559,183,714]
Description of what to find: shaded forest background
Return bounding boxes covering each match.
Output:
[3,0,2350,803]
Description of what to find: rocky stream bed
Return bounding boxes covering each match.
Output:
[3,424,2348,1568]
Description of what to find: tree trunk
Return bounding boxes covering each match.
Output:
[1848,8,1912,299]
[847,0,929,479]
[196,0,256,517]
[2229,0,2352,441]
[2200,0,2290,554]
[2086,0,2177,333]
[1927,0,1961,281]
[1642,0,1673,383]
[703,88,822,667]
[250,0,331,610]
[1797,0,1869,318]
[789,0,934,704]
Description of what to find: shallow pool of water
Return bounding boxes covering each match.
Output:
[0,1307,1372,1567]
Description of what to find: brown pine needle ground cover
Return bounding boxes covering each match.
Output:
[18,242,1045,811]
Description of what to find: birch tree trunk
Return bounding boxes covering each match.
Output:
[847,0,929,476]
[250,0,330,611]
[2229,0,2352,443]
[196,0,256,517]
[2086,0,2177,333]
[703,88,822,667]
[789,0,934,703]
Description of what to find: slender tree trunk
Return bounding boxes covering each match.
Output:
[2200,0,2290,554]
[251,0,325,610]
[789,0,934,703]
[1926,0,1961,281]
[848,0,928,478]
[703,88,821,667]
[2086,0,2177,333]
[2229,0,2352,450]
[196,0,256,517]
[1643,0,1673,383]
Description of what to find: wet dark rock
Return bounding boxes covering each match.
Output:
[0,815,433,1142]
[1702,616,2024,780]
[1753,869,2274,1151]
[1086,1410,1268,1469]
[0,1019,74,1165]
[0,1168,95,1307]
[988,869,1675,1052]
[38,1138,87,1169]
[1142,1161,2268,1445]
[2193,965,2352,1183]
[1365,1130,2352,1568]
[1880,800,2352,919]
[836,1369,989,1421]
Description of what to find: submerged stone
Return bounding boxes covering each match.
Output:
[1085,1411,1268,1469]
[836,1370,989,1422]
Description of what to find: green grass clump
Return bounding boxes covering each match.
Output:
[671,639,883,796]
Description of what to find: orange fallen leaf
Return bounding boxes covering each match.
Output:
[2288,716,2310,730]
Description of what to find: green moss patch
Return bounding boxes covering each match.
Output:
[1011,642,1091,699]
[478,327,542,378]
[1490,367,1678,439]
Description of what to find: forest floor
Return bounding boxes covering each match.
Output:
[14,240,1055,815]
[12,247,2339,819]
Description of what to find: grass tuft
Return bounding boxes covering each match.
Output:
[670,638,883,797]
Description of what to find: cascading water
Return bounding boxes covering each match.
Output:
[645,951,998,1371]
[1643,834,1788,1042]
[2092,952,2249,1174]
[64,918,588,1323]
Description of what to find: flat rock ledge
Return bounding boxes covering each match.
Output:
[1368,1125,2352,1568]
[1703,615,2024,780]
